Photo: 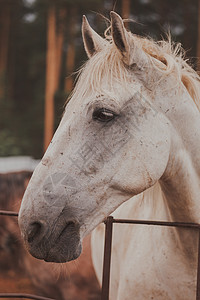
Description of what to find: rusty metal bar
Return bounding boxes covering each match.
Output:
[113,218,200,229]
[101,217,200,300]
[196,229,200,300]
[0,210,18,217]
[0,293,55,300]
[101,216,113,300]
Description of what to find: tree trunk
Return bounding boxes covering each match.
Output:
[0,3,10,100]
[65,42,75,93]
[121,0,130,29]
[55,8,66,90]
[44,3,57,151]
[65,6,77,94]
[197,0,200,73]
[182,0,193,59]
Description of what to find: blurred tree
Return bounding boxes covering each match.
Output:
[56,8,66,89]
[121,0,130,29]
[197,0,200,72]
[0,0,10,100]
[44,1,57,151]
[64,5,77,94]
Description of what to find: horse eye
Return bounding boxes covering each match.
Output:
[92,108,116,122]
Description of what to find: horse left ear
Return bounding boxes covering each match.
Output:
[82,15,106,58]
[110,11,146,66]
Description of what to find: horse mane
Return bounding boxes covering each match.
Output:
[69,27,200,111]
[139,35,200,111]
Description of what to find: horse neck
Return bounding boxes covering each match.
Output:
[157,83,200,225]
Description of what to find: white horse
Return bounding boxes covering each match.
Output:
[19,12,200,300]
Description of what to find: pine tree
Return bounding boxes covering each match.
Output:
[121,0,130,29]
[44,2,57,151]
[197,0,200,73]
[65,6,77,94]
[0,1,11,100]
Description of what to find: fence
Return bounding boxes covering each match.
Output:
[0,210,200,300]
[0,294,54,300]
[101,216,200,300]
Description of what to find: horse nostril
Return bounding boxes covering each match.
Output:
[27,222,42,243]
[66,221,75,228]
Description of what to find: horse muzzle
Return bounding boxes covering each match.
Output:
[19,216,82,263]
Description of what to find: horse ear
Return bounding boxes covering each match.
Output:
[110,11,145,66]
[82,15,105,58]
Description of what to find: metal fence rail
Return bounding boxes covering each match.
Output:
[0,211,18,217]
[0,293,55,300]
[101,216,200,300]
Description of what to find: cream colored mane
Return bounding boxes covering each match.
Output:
[69,26,200,111]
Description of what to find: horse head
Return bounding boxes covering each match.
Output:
[18,12,199,263]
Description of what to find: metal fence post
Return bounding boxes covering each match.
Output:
[101,216,113,300]
[196,229,200,300]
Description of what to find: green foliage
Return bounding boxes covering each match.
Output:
[0,129,22,156]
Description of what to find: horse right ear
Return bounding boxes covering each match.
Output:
[110,11,148,67]
[82,15,105,58]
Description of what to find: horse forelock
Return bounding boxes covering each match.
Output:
[67,28,200,111]
[67,43,130,104]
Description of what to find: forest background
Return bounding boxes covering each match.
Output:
[0,0,199,158]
